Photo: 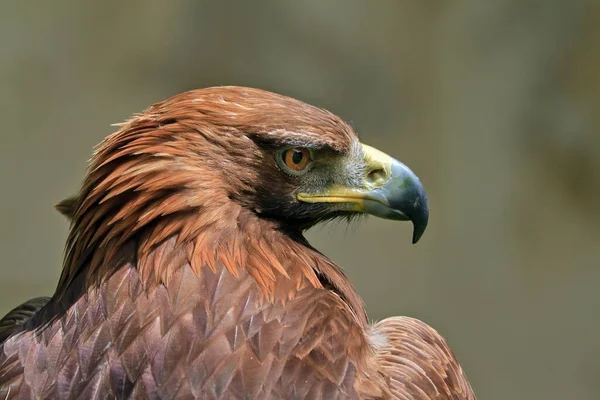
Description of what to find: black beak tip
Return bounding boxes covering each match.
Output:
[412,221,427,244]
[410,191,429,244]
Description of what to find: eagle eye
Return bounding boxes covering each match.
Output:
[278,147,312,175]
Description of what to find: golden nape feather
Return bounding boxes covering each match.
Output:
[0,86,474,399]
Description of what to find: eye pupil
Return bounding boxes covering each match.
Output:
[292,150,303,164]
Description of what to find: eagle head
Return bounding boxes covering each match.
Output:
[57,86,428,293]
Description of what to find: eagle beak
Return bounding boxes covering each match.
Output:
[297,143,429,243]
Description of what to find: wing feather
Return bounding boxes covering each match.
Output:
[0,297,50,344]
[372,316,476,399]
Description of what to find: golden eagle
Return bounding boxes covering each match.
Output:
[0,87,474,399]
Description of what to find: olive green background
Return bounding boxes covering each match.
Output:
[1,2,599,399]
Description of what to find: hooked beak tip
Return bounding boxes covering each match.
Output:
[385,161,429,244]
[411,212,428,244]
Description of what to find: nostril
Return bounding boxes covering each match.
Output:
[367,167,388,185]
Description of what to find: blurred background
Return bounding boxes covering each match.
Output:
[1,1,599,398]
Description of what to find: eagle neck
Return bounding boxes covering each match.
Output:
[138,208,369,326]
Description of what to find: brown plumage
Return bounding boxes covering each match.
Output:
[0,87,475,399]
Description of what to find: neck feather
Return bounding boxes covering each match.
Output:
[59,200,367,325]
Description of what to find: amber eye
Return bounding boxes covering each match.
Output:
[281,148,311,172]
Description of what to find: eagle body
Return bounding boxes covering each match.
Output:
[0,87,475,399]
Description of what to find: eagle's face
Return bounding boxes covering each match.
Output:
[100,86,428,242]
[243,137,428,242]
